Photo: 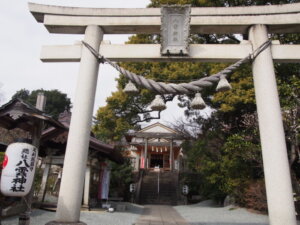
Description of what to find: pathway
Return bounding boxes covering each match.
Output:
[2,202,300,225]
[135,205,190,225]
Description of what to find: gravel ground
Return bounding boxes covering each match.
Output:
[174,200,300,225]
[1,203,144,225]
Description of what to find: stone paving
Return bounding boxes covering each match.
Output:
[135,205,190,225]
[1,203,144,225]
[2,201,300,225]
[174,200,300,225]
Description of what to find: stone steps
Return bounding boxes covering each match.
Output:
[139,171,179,205]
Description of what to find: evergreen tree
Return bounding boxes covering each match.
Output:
[12,89,72,119]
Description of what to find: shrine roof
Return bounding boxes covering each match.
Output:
[125,122,185,140]
[41,110,124,164]
[0,100,123,163]
[139,122,179,134]
[0,98,65,132]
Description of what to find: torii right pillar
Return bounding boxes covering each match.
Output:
[249,24,297,225]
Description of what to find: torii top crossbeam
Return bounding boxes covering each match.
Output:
[28,3,300,63]
[29,2,300,34]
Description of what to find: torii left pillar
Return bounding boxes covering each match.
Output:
[46,25,103,225]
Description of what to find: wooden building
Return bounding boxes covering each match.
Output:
[0,98,123,211]
[125,123,185,172]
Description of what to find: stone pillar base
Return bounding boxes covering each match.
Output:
[45,221,87,225]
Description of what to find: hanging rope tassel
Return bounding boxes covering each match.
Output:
[150,95,166,111]
[191,93,206,110]
[123,81,139,94]
[216,75,232,92]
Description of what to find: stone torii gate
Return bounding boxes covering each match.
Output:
[28,3,300,225]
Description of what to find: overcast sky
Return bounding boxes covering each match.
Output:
[0,0,209,127]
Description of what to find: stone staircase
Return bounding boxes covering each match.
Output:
[139,171,179,205]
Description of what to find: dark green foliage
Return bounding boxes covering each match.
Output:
[33,167,43,198]
[182,122,264,203]
[109,159,134,200]
[0,151,4,164]
[12,89,72,119]
[180,172,202,197]
[221,134,263,196]
[12,89,30,100]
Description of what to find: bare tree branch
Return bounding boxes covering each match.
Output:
[130,111,161,125]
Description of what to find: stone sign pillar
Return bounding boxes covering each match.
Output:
[249,24,297,225]
[83,165,91,207]
[46,25,103,225]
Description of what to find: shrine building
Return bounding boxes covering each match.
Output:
[124,123,185,172]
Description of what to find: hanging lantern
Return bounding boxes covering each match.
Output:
[216,75,232,92]
[150,95,166,111]
[0,142,38,197]
[123,80,139,94]
[152,146,154,151]
[191,93,206,110]
[165,147,167,152]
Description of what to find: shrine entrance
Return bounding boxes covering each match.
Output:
[29,2,300,225]
[163,154,170,169]
[150,154,163,169]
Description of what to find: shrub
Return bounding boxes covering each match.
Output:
[109,159,133,201]
[33,167,43,198]
[243,180,267,213]
[179,172,203,202]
